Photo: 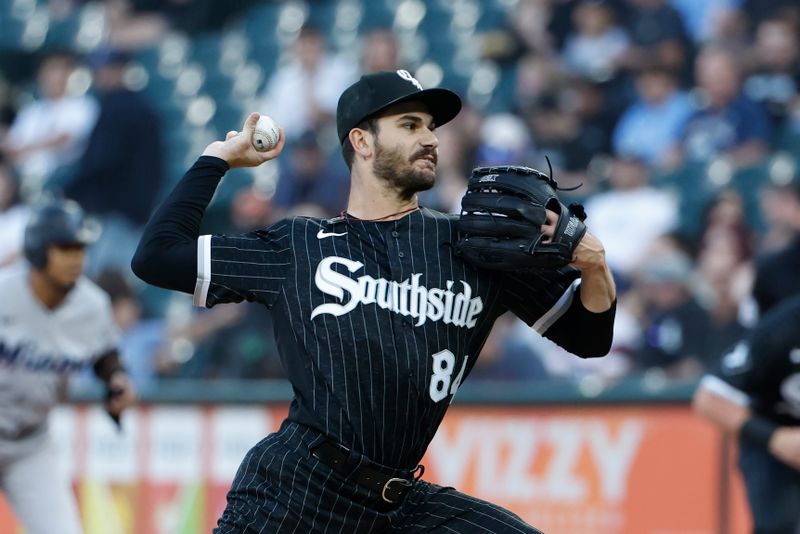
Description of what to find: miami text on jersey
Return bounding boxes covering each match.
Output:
[311,256,484,328]
[0,338,87,373]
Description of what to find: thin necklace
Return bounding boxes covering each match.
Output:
[338,205,419,222]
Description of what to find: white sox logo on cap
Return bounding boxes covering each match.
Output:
[396,69,423,90]
[336,70,461,143]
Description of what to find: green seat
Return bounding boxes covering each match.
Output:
[43,12,80,48]
[652,162,716,238]
[730,160,771,232]
[0,16,27,49]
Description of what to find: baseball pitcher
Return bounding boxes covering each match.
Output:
[132,70,617,533]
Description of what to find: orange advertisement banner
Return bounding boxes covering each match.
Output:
[423,405,749,534]
[0,403,750,533]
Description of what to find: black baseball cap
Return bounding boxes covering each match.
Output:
[336,70,462,144]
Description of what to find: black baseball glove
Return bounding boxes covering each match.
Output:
[454,165,587,271]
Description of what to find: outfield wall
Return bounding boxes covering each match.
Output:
[0,389,751,533]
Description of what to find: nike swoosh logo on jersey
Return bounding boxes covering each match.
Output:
[317,229,348,239]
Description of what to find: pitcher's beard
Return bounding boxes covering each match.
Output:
[372,141,436,202]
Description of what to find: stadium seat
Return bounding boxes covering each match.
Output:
[134,45,160,72]
[213,99,246,137]
[439,67,470,97]
[0,15,28,49]
[483,63,517,113]
[239,2,281,44]
[475,0,510,31]
[652,162,716,237]
[730,161,771,231]
[305,0,338,34]
[190,33,224,65]
[359,1,394,32]
[776,123,800,162]
[42,11,80,48]
[202,66,236,101]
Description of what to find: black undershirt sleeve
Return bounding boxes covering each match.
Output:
[131,156,229,293]
[544,290,616,358]
[93,350,125,383]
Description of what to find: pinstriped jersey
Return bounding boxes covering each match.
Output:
[194,207,580,468]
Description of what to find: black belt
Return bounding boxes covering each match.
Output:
[311,439,423,504]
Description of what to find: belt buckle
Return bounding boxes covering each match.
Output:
[381,477,413,504]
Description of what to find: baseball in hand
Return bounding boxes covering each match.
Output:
[251,115,281,152]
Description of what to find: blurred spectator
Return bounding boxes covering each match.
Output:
[700,187,754,252]
[113,0,258,46]
[667,46,770,169]
[469,313,549,382]
[260,24,358,141]
[741,0,800,33]
[151,186,280,379]
[474,113,535,167]
[758,175,800,253]
[514,55,564,116]
[154,304,246,379]
[195,302,283,379]
[433,105,482,179]
[0,74,15,137]
[229,186,272,233]
[481,0,586,66]
[271,131,350,220]
[584,156,678,276]
[430,166,469,214]
[499,0,558,59]
[742,17,800,130]
[1,52,98,195]
[612,65,693,167]
[360,28,400,73]
[668,0,743,44]
[561,0,630,83]
[526,78,615,182]
[65,49,163,277]
[694,190,752,356]
[751,178,800,316]
[424,106,483,212]
[619,0,690,75]
[145,172,282,380]
[103,0,170,50]
[630,249,712,379]
[0,160,29,268]
[547,0,583,51]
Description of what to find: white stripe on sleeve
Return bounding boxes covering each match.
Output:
[699,375,752,407]
[193,235,212,307]
[532,278,581,334]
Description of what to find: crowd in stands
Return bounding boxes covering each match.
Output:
[0,0,799,395]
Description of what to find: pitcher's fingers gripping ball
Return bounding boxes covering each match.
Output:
[455,165,587,271]
[251,115,281,152]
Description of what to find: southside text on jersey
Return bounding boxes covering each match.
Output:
[311,256,484,328]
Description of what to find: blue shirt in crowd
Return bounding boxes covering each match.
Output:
[613,91,694,166]
[680,95,770,162]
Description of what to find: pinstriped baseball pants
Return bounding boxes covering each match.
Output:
[214,420,543,534]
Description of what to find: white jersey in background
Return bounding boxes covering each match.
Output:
[0,265,118,444]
